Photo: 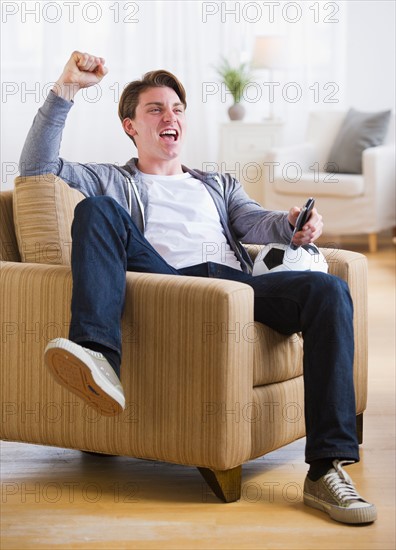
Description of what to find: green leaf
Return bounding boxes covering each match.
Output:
[214,58,252,103]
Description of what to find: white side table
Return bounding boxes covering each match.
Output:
[219,121,283,205]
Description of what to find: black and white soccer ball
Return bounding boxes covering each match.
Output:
[252,243,328,276]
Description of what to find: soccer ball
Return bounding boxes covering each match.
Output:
[252,243,328,276]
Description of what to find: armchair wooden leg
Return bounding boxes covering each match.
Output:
[356,413,364,445]
[368,233,378,253]
[197,465,242,502]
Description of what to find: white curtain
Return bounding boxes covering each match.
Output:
[1,0,347,189]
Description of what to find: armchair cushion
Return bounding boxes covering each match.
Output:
[13,174,84,265]
[253,325,303,386]
[326,108,391,174]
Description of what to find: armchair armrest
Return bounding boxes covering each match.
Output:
[321,248,368,413]
[0,261,254,471]
[122,270,254,470]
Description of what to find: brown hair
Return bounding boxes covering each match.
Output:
[118,70,187,143]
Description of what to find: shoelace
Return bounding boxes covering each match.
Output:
[325,460,365,504]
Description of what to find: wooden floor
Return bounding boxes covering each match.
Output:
[1,236,395,550]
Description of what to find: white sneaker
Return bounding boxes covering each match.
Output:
[44,338,125,416]
[304,460,377,524]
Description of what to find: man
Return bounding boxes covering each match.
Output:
[20,51,376,524]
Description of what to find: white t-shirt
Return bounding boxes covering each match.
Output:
[142,172,242,270]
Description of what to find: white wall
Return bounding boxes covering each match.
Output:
[1,1,394,191]
[0,0,250,189]
[345,0,395,111]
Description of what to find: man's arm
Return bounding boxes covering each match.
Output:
[19,52,109,191]
[226,174,323,246]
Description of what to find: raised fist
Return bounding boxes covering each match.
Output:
[53,51,108,100]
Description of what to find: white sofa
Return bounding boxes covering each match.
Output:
[264,111,395,252]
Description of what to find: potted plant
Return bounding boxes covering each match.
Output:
[215,58,252,121]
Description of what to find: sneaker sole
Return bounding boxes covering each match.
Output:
[45,345,124,417]
[304,492,377,524]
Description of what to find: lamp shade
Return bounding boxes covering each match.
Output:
[251,36,286,69]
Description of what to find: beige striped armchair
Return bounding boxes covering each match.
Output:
[0,175,368,502]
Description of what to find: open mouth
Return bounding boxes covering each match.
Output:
[159,128,179,142]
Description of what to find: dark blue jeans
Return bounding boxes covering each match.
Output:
[69,196,359,464]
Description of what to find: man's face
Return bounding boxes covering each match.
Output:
[126,86,186,162]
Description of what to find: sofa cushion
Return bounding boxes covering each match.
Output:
[13,174,84,265]
[274,172,364,198]
[326,108,391,174]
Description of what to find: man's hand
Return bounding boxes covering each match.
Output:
[288,206,323,247]
[53,51,108,101]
